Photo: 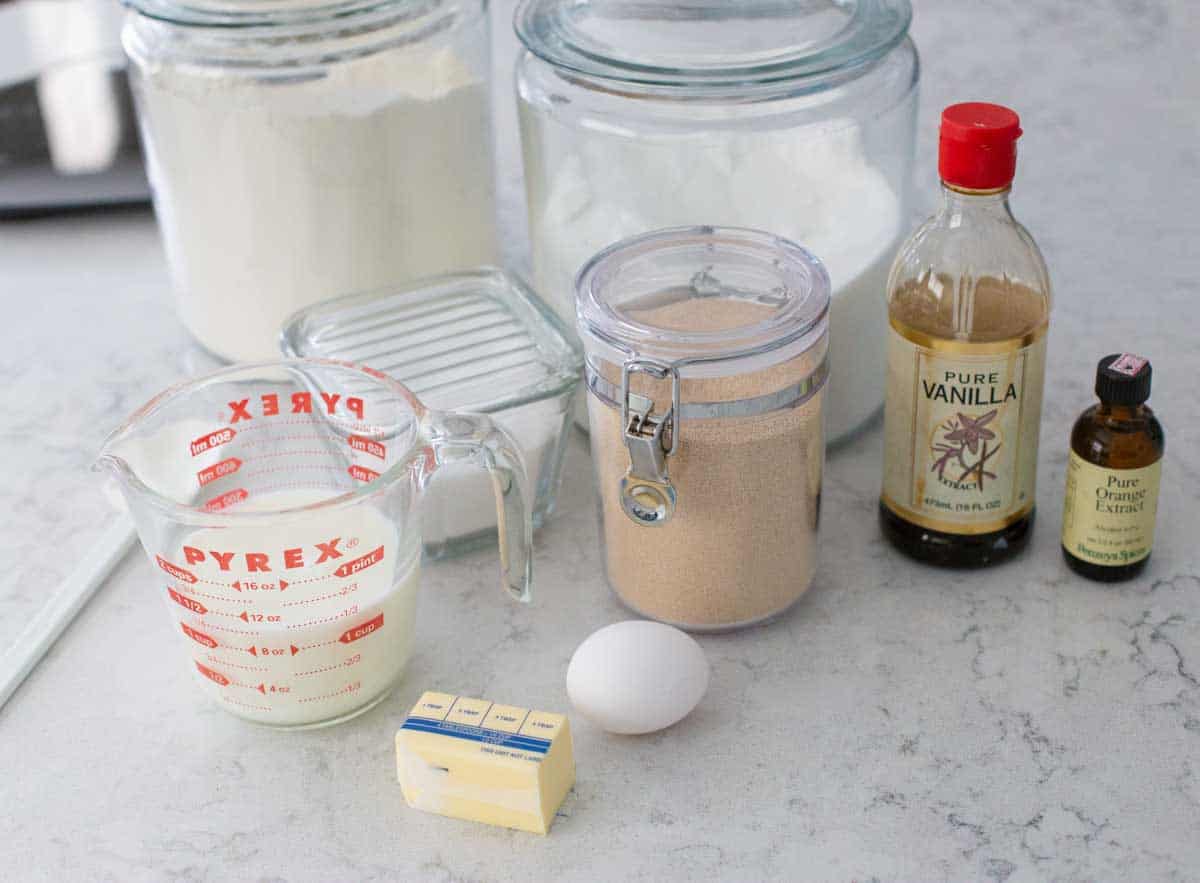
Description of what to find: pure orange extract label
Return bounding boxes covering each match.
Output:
[1062,453,1161,567]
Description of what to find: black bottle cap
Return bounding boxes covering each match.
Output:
[1096,353,1152,405]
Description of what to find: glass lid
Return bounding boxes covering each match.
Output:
[281,268,582,414]
[515,0,912,87]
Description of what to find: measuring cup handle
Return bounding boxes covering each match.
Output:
[420,411,533,603]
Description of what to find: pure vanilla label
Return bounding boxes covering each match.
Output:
[881,321,1047,534]
[1061,453,1161,567]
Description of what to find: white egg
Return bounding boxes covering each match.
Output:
[566,620,709,735]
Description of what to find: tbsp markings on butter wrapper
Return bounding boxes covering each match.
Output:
[396,691,575,834]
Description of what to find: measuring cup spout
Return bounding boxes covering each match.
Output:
[94,416,176,513]
[419,412,533,603]
[94,433,144,511]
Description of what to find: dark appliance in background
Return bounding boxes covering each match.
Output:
[0,0,150,218]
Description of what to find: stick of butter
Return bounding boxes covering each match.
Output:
[396,691,575,834]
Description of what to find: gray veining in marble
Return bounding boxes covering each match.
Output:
[2,1,1199,880]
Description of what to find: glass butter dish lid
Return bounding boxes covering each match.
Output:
[281,267,583,559]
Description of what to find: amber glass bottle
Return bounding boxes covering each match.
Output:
[1061,354,1163,581]
[880,103,1051,567]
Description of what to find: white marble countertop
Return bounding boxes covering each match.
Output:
[3,1,1199,880]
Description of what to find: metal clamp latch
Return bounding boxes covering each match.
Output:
[619,360,680,526]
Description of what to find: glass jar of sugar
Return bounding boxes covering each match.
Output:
[123,0,498,362]
[577,226,830,632]
[516,0,917,445]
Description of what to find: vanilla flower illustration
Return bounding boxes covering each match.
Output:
[942,410,997,454]
[930,410,1002,490]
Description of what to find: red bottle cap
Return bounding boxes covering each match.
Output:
[938,102,1022,191]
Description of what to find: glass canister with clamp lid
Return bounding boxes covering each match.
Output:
[577,226,831,632]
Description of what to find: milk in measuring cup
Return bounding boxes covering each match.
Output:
[159,490,419,727]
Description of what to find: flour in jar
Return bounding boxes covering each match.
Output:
[129,30,497,361]
[162,490,419,727]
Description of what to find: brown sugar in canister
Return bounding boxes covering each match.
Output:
[582,268,829,630]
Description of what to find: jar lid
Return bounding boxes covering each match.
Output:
[515,0,912,88]
[576,226,830,379]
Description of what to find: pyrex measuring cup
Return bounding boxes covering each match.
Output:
[96,360,531,728]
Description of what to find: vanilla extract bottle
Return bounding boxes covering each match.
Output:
[880,103,1051,567]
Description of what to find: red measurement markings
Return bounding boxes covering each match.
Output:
[231,579,288,592]
[171,590,249,620]
[197,457,242,487]
[205,488,248,511]
[286,572,336,586]
[287,609,356,630]
[238,436,343,450]
[334,546,384,578]
[296,655,361,678]
[220,679,289,695]
[348,464,380,483]
[298,681,361,704]
[181,622,218,648]
[211,673,286,694]
[248,645,290,658]
[339,613,383,644]
[201,622,261,636]
[168,587,206,615]
[348,435,386,460]
[156,556,196,584]
[239,611,281,624]
[206,655,269,673]
[195,661,230,686]
[289,641,332,655]
[189,427,236,457]
[183,586,250,604]
[281,583,357,607]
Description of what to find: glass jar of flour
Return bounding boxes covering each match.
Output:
[578,226,830,631]
[123,0,497,362]
[516,0,918,444]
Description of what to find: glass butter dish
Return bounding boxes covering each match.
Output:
[281,267,582,558]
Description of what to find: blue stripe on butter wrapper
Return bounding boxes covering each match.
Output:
[401,716,552,755]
